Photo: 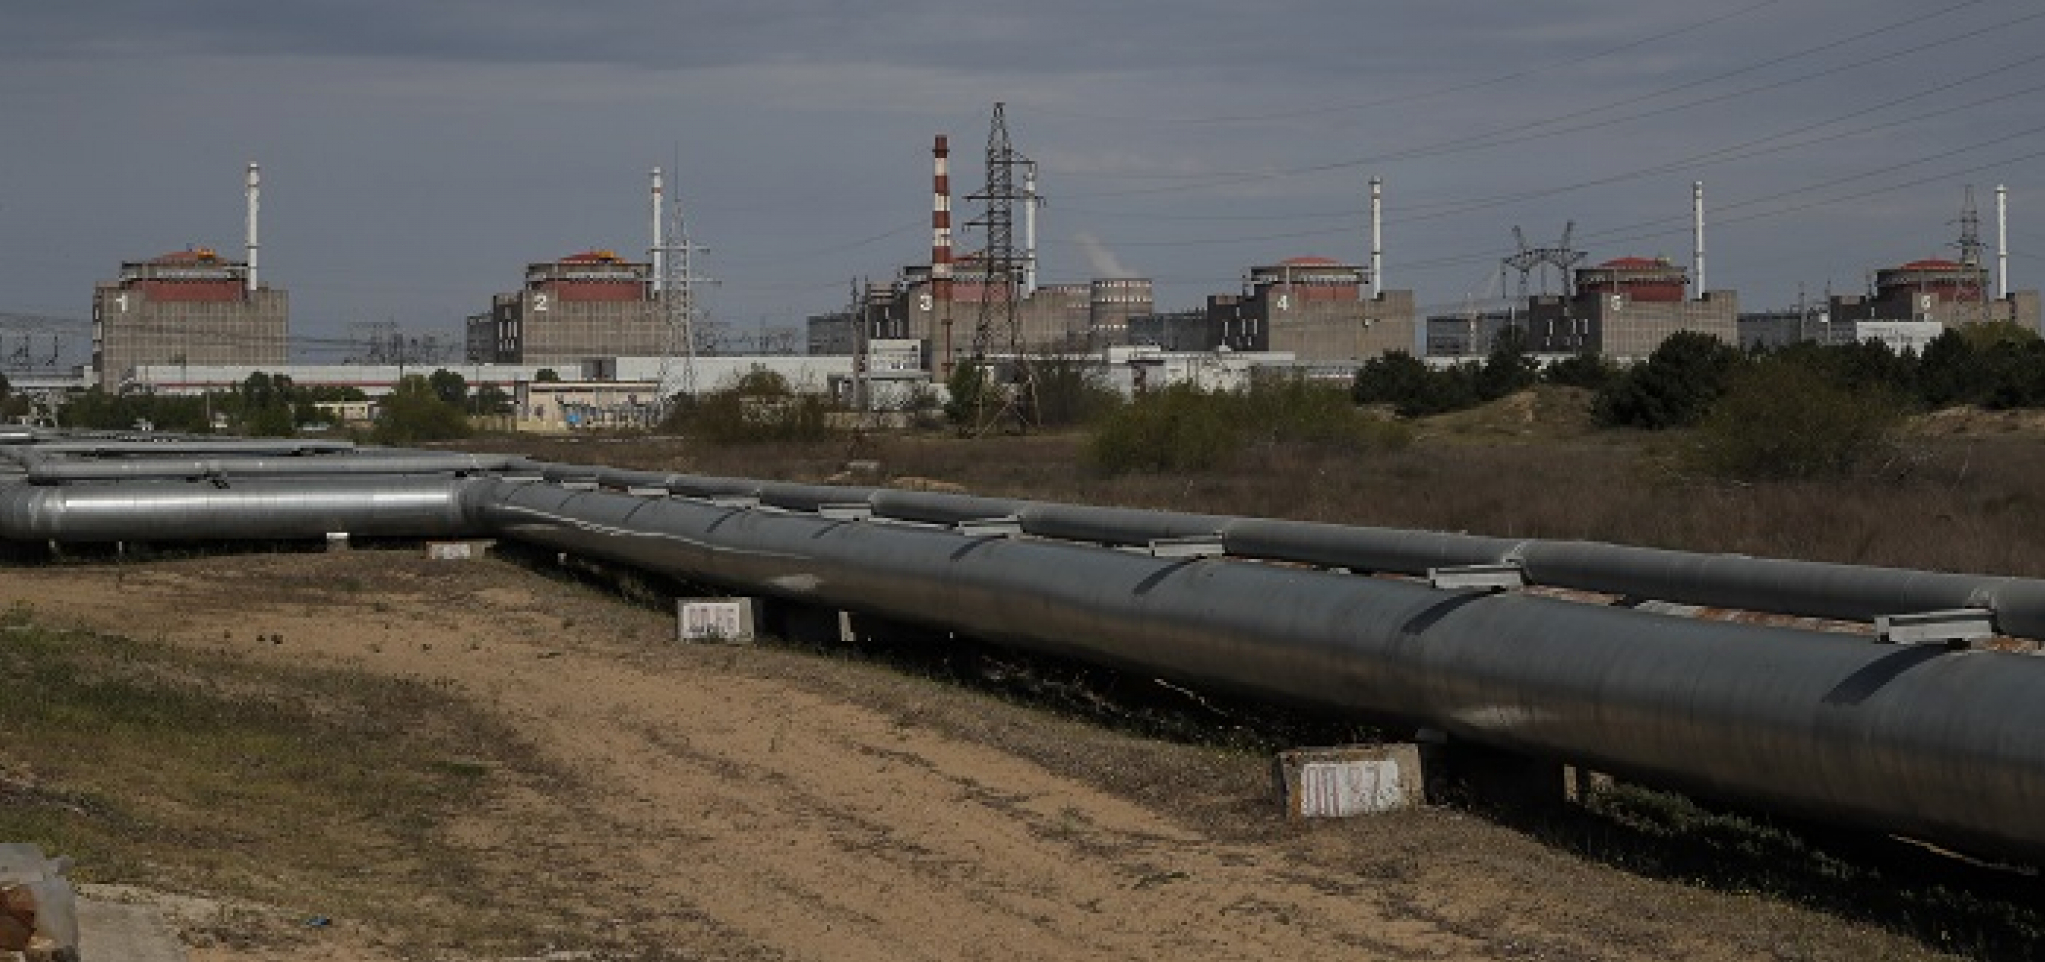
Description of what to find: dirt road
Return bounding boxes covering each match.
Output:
[1,551,1957,962]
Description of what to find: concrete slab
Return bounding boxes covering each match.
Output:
[76,898,185,962]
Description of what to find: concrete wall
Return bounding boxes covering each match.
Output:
[503,289,671,363]
[1526,291,1739,360]
[1228,289,1418,363]
[93,285,287,390]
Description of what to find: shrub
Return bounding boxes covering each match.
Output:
[661,368,835,443]
[1686,358,1903,481]
[1544,352,1617,391]
[1352,351,1479,416]
[1020,355,1123,428]
[1087,377,1408,475]
[1595,331,1743,429]
[373,375,472,442]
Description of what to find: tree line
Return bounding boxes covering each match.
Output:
[57,369,514,442]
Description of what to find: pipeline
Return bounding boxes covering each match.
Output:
[500,466,2045,641]
[21,453,518,485]
[0,477,482,543]
[8,440,2045,859]
[472,479,2045,860]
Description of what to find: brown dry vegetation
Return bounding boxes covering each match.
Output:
[463,388,2045,577]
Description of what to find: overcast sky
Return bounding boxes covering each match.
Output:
[2,0,2039,359]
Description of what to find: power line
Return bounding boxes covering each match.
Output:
[1025,0,1786,128]
[1054,0,2025,199]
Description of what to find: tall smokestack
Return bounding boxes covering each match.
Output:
[245,162,261,294]
[932,135,954,371]
[1998,183,2010,300]
[1692,180,1706,299]
[651,167,665,294]
[1023,161,1039,296]
[1369,176,1383,298]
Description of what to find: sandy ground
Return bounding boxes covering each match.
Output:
[1,550,1945,962]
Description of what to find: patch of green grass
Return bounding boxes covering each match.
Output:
[0,612,551,955]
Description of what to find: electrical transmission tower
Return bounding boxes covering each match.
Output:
[1955,184,1984,268]
[1502,222,1586,297]
[964,102,1037,434]
[655,172,713,417]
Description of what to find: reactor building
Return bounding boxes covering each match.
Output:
[469,250,671,365]
[91,164,287,390]
[1825,258,2038,330]
[1204,256,1416,361]
[1518,256,1737,359]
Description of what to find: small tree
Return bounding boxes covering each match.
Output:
[374,374,471,442]
[942,361,1005,432]
[1023,354,1121,428]
[1543,351,1616,390]
[427,369,469,409]
[1688,358,1903,481]
[1474,327,1539,401]
[1595,331,1743,429]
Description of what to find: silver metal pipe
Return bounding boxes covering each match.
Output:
[11,439,355,458]
[0,478,482,542]
[25,453,516,484]
[474,480,2045,860]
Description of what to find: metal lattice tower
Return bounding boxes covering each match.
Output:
[1502,222,1586,297]
[655,178,713,414]
[1956,184,1984,269]
[964,102,1038,432]
[967,103,1022,362]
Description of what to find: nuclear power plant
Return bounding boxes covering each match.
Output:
[49,109,2042,414]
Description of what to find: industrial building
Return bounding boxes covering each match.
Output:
[1208,257,1417,362]
[91,163,285,390]
[1825,259,2039,331]
[92,248,288,390]
[1516,257,1738,360]
[468,250,672,365]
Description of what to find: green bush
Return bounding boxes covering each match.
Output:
[1087,377,1409,475]
[1595,331,1743,429]
[661,368,836,443]
[1020,355,1123,428]
[1686,358,1903,481]
[373,374,472,443]
[942,361,1007,432]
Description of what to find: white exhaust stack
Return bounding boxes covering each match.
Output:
[1692,180,1706,299]
[651,167,665,294]
[245,162,261,293]
[1369,176,1383,298]
[1998,183,2010,300]
[1023,161,1039,296]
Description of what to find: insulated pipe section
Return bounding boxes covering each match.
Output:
[1221,518,1524,573]
[0,478,484,542]
[1517,542,2045,641]
[505,469,2045,637]
[9,440,356,457]
[25,453,518,484]
[475,480,2045,860]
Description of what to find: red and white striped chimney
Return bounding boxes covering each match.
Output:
[932,134,953,306]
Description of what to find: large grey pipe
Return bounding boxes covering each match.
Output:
[24,453,516,484]
[473,480,2045,860]
[645,478,2045,640]
[0,478,482,542]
